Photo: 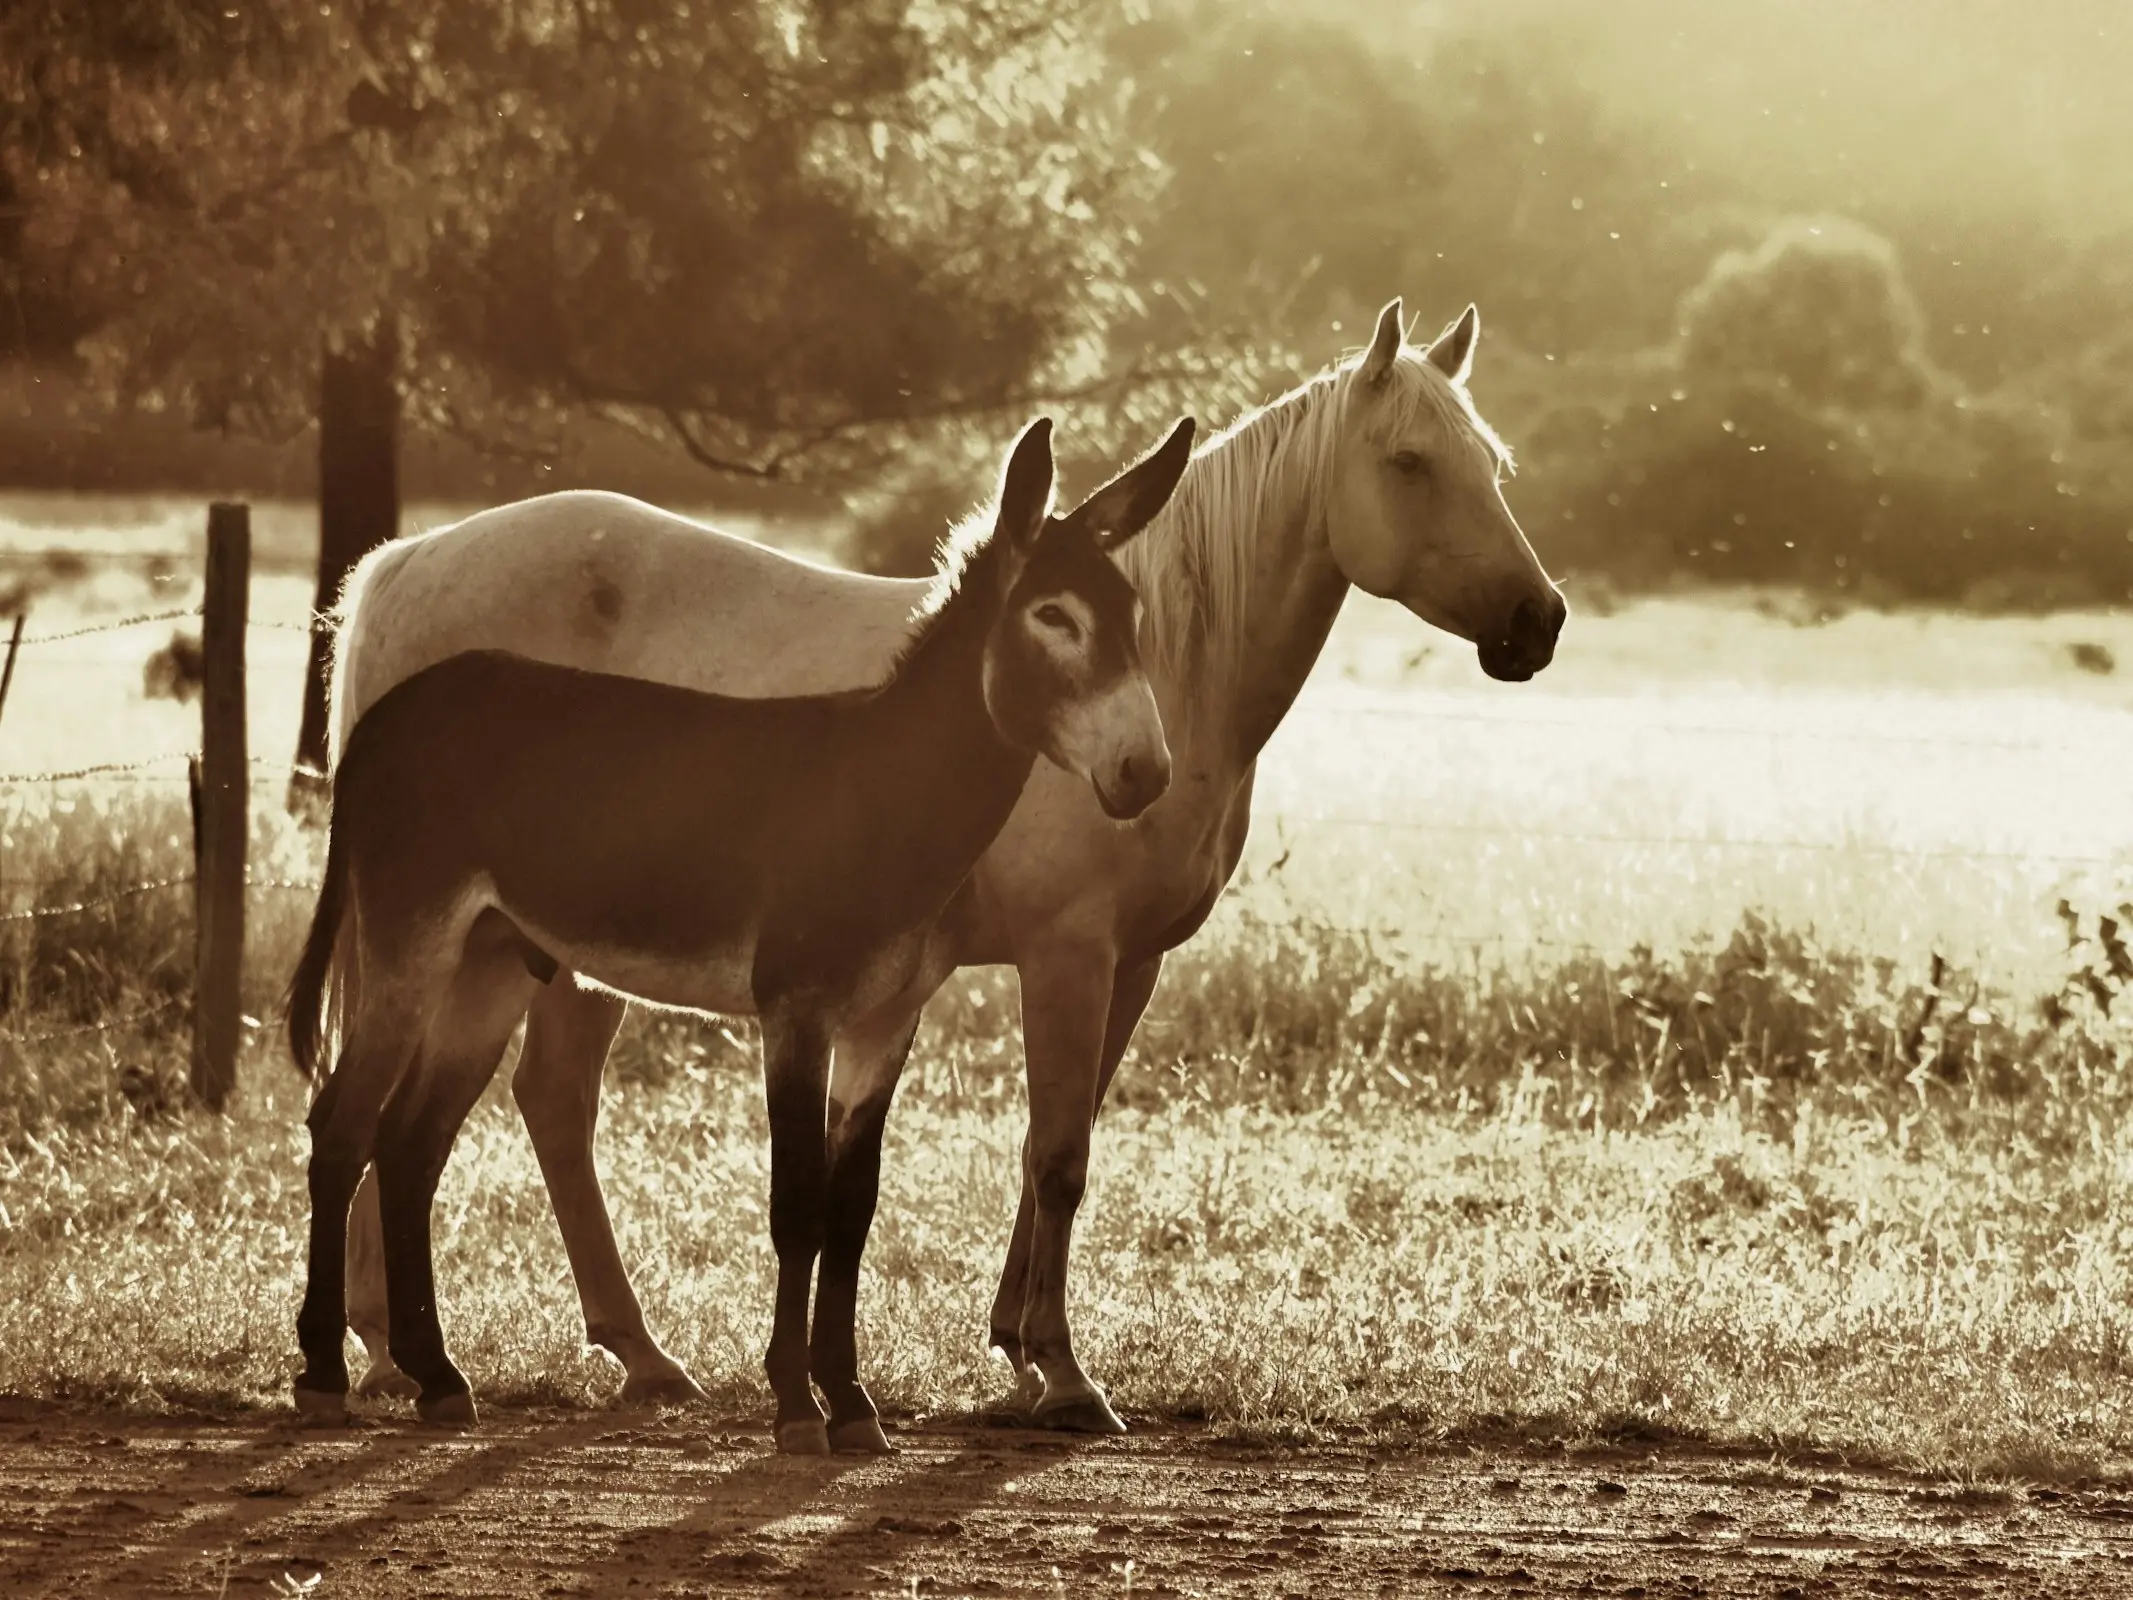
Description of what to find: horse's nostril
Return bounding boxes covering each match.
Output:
[1510,594,1563,648]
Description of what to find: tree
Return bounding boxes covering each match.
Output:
[0,0,1180,795]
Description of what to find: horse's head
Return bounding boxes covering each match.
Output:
[985,416,1193,818]
[1326,299,1566,682]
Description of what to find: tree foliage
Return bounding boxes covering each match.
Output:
[0,0,1174,480]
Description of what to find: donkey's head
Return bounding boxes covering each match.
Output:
[982,415,1193,819]
[1326,299,1567,682]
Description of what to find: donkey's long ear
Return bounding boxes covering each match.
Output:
[1358,298,1405,389]
[1067,415,1196,553]
[998,416,1056,555]
[1426,303,1479,385]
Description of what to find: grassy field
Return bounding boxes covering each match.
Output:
[6,498,2133,1481]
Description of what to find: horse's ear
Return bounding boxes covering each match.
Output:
[1359,298,1405,389]
[997,416,1055,555]
[1426,303,1479,385]
[1063,415,1196,553]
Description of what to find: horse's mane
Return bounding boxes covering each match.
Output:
[1115,341,1512,704]
[897,334,1512,706]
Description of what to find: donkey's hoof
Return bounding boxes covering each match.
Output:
[827,1416,893,1455]
[1033,1391,1127,1436]
[775,1418,832,1455]
[620,1368,711,1408]
[355,1363,421,1401]
[291,1383,348,1422]
[416,1390,479,1428]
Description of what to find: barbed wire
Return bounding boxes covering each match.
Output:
[0,753,317,785]
[7,606,202,644]
[0,998,185,1050]
[0,753,194,783]
[0,874,194,922]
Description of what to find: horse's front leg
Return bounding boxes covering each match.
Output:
[510,975,706,1405]
[989,951,1163,1420]
[808,1004,924,1453]
[760,1005,836,1453]
[1009,940,1125,1433]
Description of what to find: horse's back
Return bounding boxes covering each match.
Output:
[329,490,927,762]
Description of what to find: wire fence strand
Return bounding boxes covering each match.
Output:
[8,606,202,645]
[0,874,194,922]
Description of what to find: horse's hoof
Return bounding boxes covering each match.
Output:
[827,1416,893,1454]
[620,1368,711,1408]
[355,1364,420,1401]
[775,1418,832,1455]
[416,1390,478,1427]
[1009,1366,1046,1415]
[291,1384,348,1422]
[1033,1391,1127,1436]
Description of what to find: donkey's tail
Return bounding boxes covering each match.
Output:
[286,812,351,1079]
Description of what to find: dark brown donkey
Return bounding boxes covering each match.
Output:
[283,415,1194,1453]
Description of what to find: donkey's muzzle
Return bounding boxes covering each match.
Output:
[1096,748,1172,820]
[1477,589,1567,683]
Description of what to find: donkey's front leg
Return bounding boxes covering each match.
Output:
[761,1007,836,1454]
[809,1007,923,1454]
[1012,940,1125,1434]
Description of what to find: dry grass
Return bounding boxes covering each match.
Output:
[6,534,2133,1479]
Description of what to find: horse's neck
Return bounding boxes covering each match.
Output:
[1223,497,1349,764]
[1158,452,1349,779]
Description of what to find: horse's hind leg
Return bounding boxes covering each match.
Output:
[345,1168,417,1399]
[375,925,538,1426]
[809,1005,923,1454]
[760,1006,835,1454]
[510,976,704,1405]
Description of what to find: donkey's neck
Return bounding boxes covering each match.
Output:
[833,554,1035,930]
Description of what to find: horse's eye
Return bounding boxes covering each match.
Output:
[1391,449,1428,476]
[1034,601,1077,633]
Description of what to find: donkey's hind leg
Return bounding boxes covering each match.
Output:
[296,1006,425,1419]
[760,1005,836,1454]
[375,917,539,1426]
[809,1005,923,1454]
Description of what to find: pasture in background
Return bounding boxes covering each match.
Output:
[8,491,2133,996]
[7,496,2133,1474]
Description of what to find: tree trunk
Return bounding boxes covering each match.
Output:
[289,316,399,816]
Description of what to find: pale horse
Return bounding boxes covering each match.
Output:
[323,300,1566,1432]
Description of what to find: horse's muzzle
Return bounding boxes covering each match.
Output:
[1477,590,1567,683]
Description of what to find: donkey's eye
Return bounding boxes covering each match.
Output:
[1033,601,1078,633]
[1390,449,1428,476]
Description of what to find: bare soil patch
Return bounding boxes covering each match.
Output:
[0,1408,2124,1597]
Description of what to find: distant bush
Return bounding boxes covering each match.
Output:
[1530,217,2133,608]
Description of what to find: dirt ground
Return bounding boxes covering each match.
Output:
[4,1408,2131,1598]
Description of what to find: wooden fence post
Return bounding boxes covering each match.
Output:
[192,502,250,1112]
[0,612,23,733]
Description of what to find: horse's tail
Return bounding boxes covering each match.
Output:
[286,809,351,1079]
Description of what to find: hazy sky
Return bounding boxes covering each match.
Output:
[1402,0,2133,237]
